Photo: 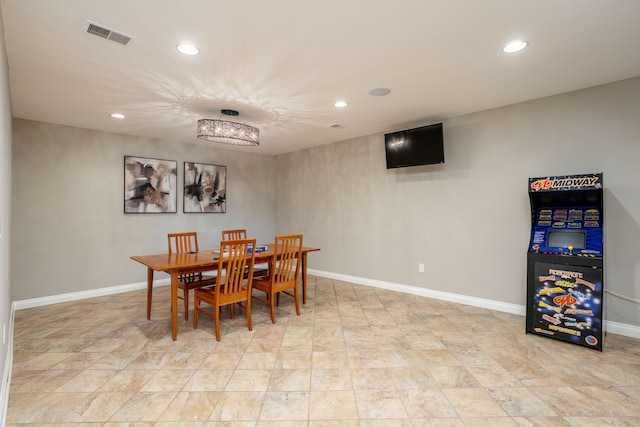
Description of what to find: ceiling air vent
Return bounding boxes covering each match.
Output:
[86,20,133,46]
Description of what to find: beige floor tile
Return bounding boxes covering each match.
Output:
[225,369,272,391]
[140,368,196,391]
[259,391,309,421]
[466,365,522,387]
[400,388,458,418]
[350,367,395,390]
[442,388,508,417]
[268,368,310,391]
[354,390,409,419]
[208,391,265,421]
[237,351,278,369]
[157,391,221,422]
[108,391,178,422]
[429,366,481,388]
[511,416,573,426]
[530,386,604,417]
[60,391,136,422]
[274,350,312,369]
[56,369,121,392]
[10,368,80,393]
[563,417,640,427]
[309,390,358,420]
[310,368,352,390]
[312,351,349,369]
[391,366,438,389]
[98,369,157,392]
[7,391,90,423]
[183,368,235,391]
[487,387,557,417]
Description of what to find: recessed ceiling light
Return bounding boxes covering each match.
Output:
[110,112,125,119]
[502,40,528,53]
[176,43,199,55]
[368,88,391,97]
[334,100,348,108]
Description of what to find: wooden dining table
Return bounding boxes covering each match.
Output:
[131,244,320,340]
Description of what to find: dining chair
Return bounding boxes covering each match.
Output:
[221,229,247,240]
[221,229,268,278]
[168,232,217,321]
[193,238,256,341]
[252,234,303,323]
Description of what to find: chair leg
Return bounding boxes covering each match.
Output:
[294,285,301,316]
[183,289,189,321]
[214,303,221,341]
[193,297,199,329]
[246,295,253,332]
[269,291,277,324]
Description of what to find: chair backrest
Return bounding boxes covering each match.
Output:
[216,238,256,295]
[271,234,303,284]
[222,229,247,240]
[168,232,199,254]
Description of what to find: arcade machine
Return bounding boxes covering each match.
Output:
[526,173,604,351]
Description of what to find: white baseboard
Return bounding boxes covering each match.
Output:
[308,269,526,315]
[605,320,640,339]
[12,279,170,311]
[308,269,640,340]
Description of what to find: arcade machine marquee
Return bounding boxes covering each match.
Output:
[526,173,604,351]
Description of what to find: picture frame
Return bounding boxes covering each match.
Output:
[184,162,227,213]
[124,156,177,213]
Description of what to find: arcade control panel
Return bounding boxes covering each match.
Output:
[529,206,602,257]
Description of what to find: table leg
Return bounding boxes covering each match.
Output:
[146,268,154,320]
[301,253,308,304]
[171,272,178,341]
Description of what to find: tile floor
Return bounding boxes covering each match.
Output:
[6,275,640,426]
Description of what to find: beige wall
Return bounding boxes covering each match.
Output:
[10,120,277,300]
[276,77,640,328]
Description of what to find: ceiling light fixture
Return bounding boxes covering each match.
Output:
[110,112,125,119]
[502,40,528,53]
[176,43,200,55]
[197,110,260,146]
[334,100,348,108]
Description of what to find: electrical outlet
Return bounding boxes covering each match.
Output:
[418,263,424,273]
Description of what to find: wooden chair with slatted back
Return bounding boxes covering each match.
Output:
[252,234,303,323]
[193,238,256,341]
[221,229,247,240]
[168,232,217,321]
[222,229,268,278]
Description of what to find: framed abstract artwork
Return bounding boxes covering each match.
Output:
[184,162,226,213]
[124,156,177,213]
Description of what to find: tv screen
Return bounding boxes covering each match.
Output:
[384,123,444,169]
[547,230,586,249]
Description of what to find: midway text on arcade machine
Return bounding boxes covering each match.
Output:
[526,173,604,351]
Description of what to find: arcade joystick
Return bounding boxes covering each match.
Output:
[568,245,573,255]
[533,243,540,253]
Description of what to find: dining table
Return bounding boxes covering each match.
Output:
[131,243,320,340]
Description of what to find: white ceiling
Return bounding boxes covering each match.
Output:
[2,0,640,155]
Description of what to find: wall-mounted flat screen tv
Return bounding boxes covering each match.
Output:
[384,122,444,169]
